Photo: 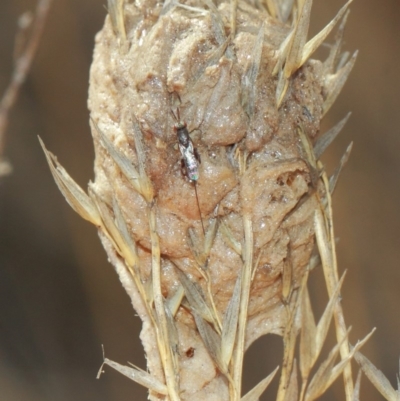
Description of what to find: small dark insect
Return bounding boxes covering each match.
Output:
[185,347,195,358]
[171,108,205,235]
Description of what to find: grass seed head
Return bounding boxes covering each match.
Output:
[43,0,367,399]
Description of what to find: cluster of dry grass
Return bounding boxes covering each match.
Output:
[38,0,400,400]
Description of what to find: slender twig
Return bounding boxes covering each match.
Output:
[0,0,52,174]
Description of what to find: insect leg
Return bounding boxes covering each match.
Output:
[194,147,201,163]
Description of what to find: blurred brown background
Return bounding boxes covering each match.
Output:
[0,0,399,400]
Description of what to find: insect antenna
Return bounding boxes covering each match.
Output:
[170,108,178,122]
[193,181,205,236]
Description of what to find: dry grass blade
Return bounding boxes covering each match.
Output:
[221,275,241,368]
[313,271,347,365]
[300,271,347,395]
[130,117,154,202]
[326,331,374,392]
[352,370,362,401]
[175,268,215,325]
[91,119,143,196]
[323,50,358,116]
[107,0,126,40]
[297,126,323,188]
[276,8,313,105]
[336,50,351,71]
[300,286,317,381]
[300,0,352,66]
[314,205,355,399]
[112,197,140,271]
[109,195,157,316]
[230,0,238,37]
[298,126,317,170]
[148,206,180,401]
[251,247,264,282]
[318,154,358,401]
[329,142,353,194]
[90,190,127,256]
[265,0,279,19]
[39,137,101,226]
[242,23,265,117]
[192,311,226,373]
[284,0,312,77]
[306,329,374,401]
[99,358,168,395]
[187,228,203,265]
[166,285,184,317]
[304,329,350,401]
[206,36,231,68]
[164,304,180,370]
[286,359,299,401]
[276,70,290,108]
[280,0,295,23]
[354,350,399,401]
[176,241,223,332]
[201,0,225,45]
[240,366,279,401]
[143,279,154,307]
[314,112,351,160]
[323,10,349,76]
[277,292,301,401]
[273,28,295,76]
[203,216,218,257]
[189,216,219,268]
[220,220,242,255]
[314,208,335,294]
[308,246,321,272]
[232,216,253,397]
